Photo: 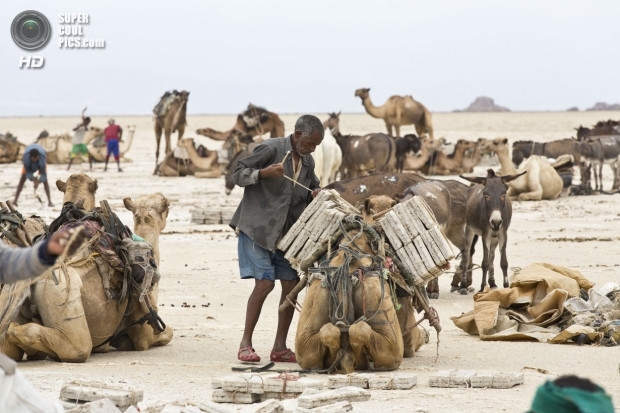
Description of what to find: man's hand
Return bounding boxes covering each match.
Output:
[259,163,284,179]
[33,176,40,190]
[47,226,87,256]
[311,188,323,198]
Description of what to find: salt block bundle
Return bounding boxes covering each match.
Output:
[378,195,455,286]
[277,189,359,271]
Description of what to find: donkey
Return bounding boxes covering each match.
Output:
[458,169,525,295]
[579,136,620,191]
[400,179,478,298]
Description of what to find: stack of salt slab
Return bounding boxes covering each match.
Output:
[377,196,455,286]
[277,189,359,271]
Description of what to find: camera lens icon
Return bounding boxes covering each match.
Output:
[11,10,51,51]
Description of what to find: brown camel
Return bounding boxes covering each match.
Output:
[36,132,73,164]
[354,88,434,138]
[177,138,222,178]
[196,104,285,143]
[420,139,478,175]
[111,193,174,351]
[0,178,171,362]
[296,227,403,373]
[155,138,222,177]
[0,133,26,164]
[154,90,189,174]
[402,136,437,172]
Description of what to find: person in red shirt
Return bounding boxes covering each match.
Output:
[103,118,123,172]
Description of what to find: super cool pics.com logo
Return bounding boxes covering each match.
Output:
[11,10,106,69]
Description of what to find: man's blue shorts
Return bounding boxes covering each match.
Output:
[237,231,298,281]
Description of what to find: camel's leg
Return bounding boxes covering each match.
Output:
[349,319,402,371]
[117,288,173,351]
[384,121,393,137]
[177,124,186,144]
[154,122,163,174]
[394,124,401,138]
[396,296,425,358]
[2,274,95,362]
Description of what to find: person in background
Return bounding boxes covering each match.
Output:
[528,374,615,412]
[13,143,53,207]
[67,107,94,172]
[230,114,324,363]
[103,118,123,172]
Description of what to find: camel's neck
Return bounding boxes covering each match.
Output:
[139,231,161,267]
[201,128,233,141]
[405,142,432,170]
[121,129,135,152]
[361,96,385,119]
[495,148,517,174]
[462,144,482,170]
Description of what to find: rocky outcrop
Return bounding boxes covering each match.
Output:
[456,97,510,112]
[587,102,620,111]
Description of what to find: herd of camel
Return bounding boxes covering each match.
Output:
[0,90,619,371]
[148,89,620,201]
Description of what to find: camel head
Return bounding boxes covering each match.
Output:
[361,195,396,224]
[56,173,98,211]
[178,90,190,103]
[123,192,170,239]
[354,88,370,100]
[481,137,509,155]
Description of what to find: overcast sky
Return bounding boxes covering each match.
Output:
[1,1,619,117]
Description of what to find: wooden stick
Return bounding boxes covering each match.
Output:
[282,174,313,192]
[278,275,308,313]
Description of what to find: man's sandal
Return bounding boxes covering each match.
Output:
[238,346,260,362]
[270,348,297,363]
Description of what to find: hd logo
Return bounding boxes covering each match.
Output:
[11,10,51,69]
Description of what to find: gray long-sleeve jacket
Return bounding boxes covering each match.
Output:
[229,136,320,251]
[0,240,54,284]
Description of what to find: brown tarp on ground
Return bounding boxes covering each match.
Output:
[451,263,597,342]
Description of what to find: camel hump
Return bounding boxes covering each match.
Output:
[153,90,183,117]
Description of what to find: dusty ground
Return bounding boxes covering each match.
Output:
[1,111,619,412]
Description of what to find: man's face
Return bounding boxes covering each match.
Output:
[294,130,323,156]
[30,154,39,162]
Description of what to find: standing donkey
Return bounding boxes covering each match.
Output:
[457,169,525,294]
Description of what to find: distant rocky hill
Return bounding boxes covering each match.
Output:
[455,96,510,112]
[586,102,620,111]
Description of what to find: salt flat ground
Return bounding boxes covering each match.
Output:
[1,111,619,412]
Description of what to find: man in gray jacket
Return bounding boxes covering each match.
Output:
[230,114,324,363]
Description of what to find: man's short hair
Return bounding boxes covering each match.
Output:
[84,117,91,123]
[29,148,40,158]
[294,114,324,138]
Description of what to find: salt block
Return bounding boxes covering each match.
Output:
[470,371,524,389]
[60,380,143,408]
[245,399,283,413]
[294,400,353,413]
[260,391,301,401]
[211,377,223,389]
[222,373,266,394]
[366,373,417,390]
[326,374,369,389]
[64,398,122,413]
[263,375,325,393]
[427,370,477,388]
[212,389,260,404]
[296,386,370,409]
[196,401,238,413]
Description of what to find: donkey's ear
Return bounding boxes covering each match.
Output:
[459,174,486,185]
[501,170,527,183]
